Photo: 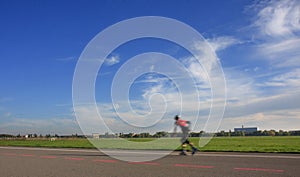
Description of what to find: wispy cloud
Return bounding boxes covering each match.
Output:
[248,0,300,68]
[252,0,300,37]
[256,38,300,68]
[199,1,300,131]
[216,0,300,132]
[242,0,300,110]
[0,117,81,135]
[207,36,241,52]
[105,55,120,66]
[257,68,300,90]
[221,109,300,131]
[74,38,232,134]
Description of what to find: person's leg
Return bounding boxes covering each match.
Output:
[182,127,198,155]
[179,135,188,155]
[179,128,189,155]
[187,140,198,155]
[180,143,187,155]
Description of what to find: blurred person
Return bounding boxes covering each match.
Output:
[174,115,198,155]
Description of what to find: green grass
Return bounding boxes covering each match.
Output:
[0,136,299,153]
[0,138,94,149]
[198,136,300,153]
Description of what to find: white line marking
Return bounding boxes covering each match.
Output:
[199,153,300,159]
[0,146,169,155]
[0,146,299,159]
[0,146,99,153]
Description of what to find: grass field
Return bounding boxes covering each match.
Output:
[0,136,299,153]
[200,136,300,153]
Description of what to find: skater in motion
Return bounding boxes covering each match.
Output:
[174,115,198,155]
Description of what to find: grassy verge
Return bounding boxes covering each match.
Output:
[0,136,299,153]
[197,136,300,153]
[0,138,94,149]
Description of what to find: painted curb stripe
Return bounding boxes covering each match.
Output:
[40,155,57,159]
[234,167,284,173]
[21,154,34,157]
[64,157,85,161]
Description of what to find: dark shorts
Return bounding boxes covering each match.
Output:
[182,139,190,144]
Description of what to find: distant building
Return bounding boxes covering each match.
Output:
[100,133,117,138]
[234,126,258,134]
[92,133,100,139]
[289,130,300,136]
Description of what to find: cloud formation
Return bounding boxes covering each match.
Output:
[253,0,300,37]
[105,55,120,66]
[207,36,241,52]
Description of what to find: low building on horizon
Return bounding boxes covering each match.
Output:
[234,126,258,134]
[92,133,100,139]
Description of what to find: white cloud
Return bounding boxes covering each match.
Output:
[183,56,210,86]
[239,0,300,106]
[75,102,174,134]
[0,117,81,135]
[105,55,120,66]
[196,22,300,131]
[207,36,241,52]
[215,0,300,131]
[224,68,259,102]
[220,109,300,131]
[256,37,300,68]
[248,0,300,68]
[268,68,300,88]
[150,65,155,71]
[259,38,300,55]
[224,91,300,120]
[253,0,300,37]
[68,62,300,134]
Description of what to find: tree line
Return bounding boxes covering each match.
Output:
[1,129,299,139]
[213,129,300,137]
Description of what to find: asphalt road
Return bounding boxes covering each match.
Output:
[0,146,299,177]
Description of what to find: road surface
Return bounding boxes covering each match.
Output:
[0,146,299,177]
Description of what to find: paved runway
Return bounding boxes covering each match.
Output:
[0,146,299,177]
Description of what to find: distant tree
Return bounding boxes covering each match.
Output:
[284,131,290,136]
[154,131,168,138]
[268,130,276,136]
[190,132,200,137]
[241,131,245,136]
[139,132,150,138]
[227,130,231,137]
[262,130,268,136]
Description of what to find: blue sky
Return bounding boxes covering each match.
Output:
[1,0,300,135]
